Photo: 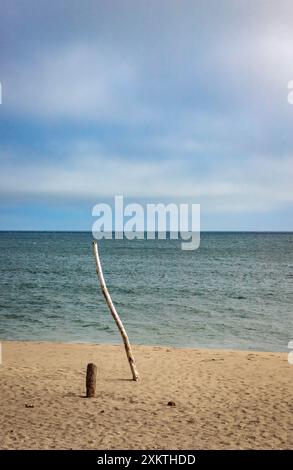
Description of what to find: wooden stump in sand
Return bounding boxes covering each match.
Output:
[86,363,97,397]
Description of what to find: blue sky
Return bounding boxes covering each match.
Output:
[0,0,293,230]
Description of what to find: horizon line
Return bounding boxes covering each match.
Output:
[0,230,292,234]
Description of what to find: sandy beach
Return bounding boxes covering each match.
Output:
[0,341,291,450]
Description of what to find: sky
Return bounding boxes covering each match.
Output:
[0,0,293,231]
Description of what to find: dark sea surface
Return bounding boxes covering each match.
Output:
[0,232,292,352]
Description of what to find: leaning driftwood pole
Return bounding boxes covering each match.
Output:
[86,363,97,397]
[92,240,139,381]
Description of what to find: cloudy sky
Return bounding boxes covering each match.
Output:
[0,0,293,230]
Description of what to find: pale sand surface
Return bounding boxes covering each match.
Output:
[0,341,292,449]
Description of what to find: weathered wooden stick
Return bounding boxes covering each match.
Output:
[92,240,139,381]
[86,363,97,397]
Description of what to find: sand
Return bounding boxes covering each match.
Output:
[0,341,292,450]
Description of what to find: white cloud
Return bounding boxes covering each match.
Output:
[4,44,153,122]
[1,0,293,225]
[1,143,292,213]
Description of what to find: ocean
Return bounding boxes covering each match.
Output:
[0,231,292,352]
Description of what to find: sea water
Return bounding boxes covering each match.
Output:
[0,231,292,352]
